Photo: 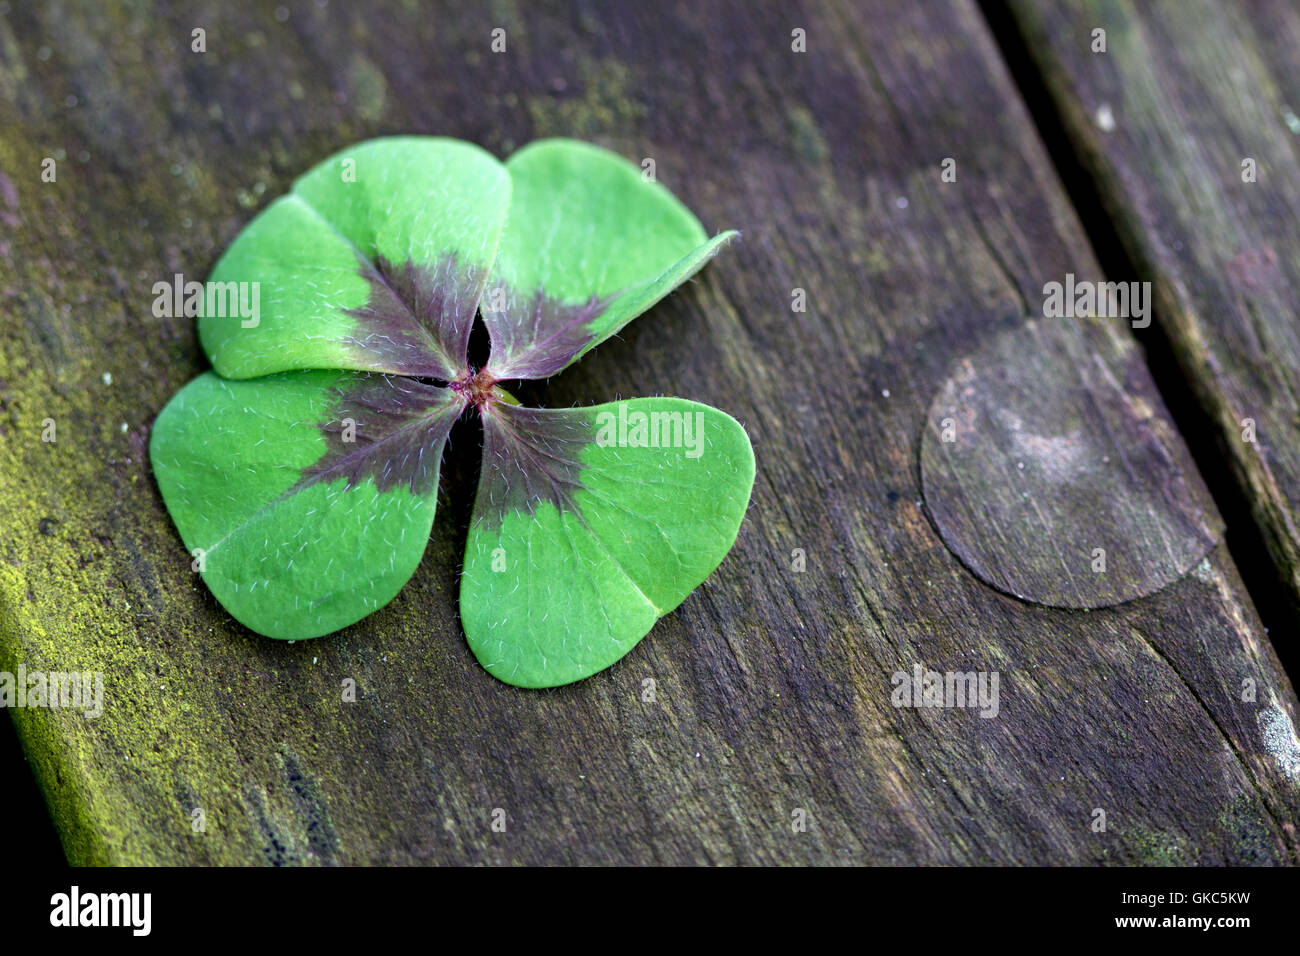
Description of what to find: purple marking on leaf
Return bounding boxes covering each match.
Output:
[474,402,594,529]
[343,253,485,380]
[481,286,616,381]
[299,373,463,498]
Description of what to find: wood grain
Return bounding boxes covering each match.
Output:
[922,317,1223,607]
[1006,0,1300,614]
[0,0,1297,864]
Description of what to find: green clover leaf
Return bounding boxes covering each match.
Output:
[150,137,754,687]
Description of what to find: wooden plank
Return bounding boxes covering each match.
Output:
[0,0,1297,864]
[1004,0,1300,614]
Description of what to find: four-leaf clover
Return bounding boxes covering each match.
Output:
[150,137,755,687]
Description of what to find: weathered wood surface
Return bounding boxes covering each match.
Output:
[921,316,1225,609]
[1,0,1298,865]
[1005,0,1300,614]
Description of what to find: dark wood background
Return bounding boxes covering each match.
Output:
[1,0,1297,864]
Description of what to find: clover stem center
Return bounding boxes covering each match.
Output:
[451,367,500,411]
